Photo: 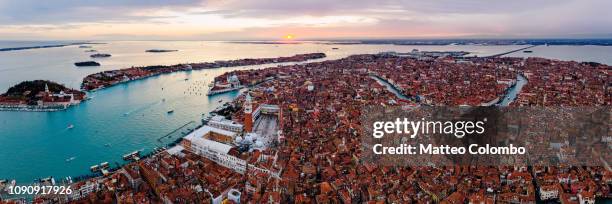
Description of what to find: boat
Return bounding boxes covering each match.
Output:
[122,150,141,161]
[67,124,74,129]
[38,177,55,185]
[332,47,339,50]
[65,157,76,162]
[90,165,99,172]
[90,53,111,58]
[64,176,73,184]
[104,143,111,147]
[523,50,533,53]
[202,115,213,124]
[0,179,16,192]
[167,110,174,114]
[100,162,109,169]
[74,61,100,67]
[153,147,167,153]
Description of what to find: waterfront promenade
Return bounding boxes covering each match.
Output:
[81,53,326,91]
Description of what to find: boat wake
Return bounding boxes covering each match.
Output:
[123,100,163,116]
[65,156,76,162]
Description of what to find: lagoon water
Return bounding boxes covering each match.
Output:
[0,41,611,184]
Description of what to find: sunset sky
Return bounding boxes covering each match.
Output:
[1,0,611,40]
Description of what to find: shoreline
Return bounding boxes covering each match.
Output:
[0,106,67,112]
[0,86,244,202]
[0,42,103,52]
[80,53,326,91]
[0,53,326,112]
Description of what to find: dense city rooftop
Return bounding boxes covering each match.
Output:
[19,53,611,203]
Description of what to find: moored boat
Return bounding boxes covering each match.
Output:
[123,150,141,161]
[90,165,99,172]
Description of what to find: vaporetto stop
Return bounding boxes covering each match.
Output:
[372,143,526,155]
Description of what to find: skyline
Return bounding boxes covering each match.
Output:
[1,0,612,40]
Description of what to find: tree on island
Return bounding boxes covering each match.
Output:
[3,80,69,97]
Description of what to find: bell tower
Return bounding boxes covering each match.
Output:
[244,93,253,132]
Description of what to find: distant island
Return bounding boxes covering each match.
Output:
[321,38,612,46]
[0,42,104,52]
[74,61,101,67]
[0,80,87,111]
[146,49,178,53]
[82,53,326,91]
[90,53,111,58]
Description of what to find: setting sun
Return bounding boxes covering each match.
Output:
[284,34,295,40]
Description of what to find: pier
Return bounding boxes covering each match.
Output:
[157,121,195,142]
[485,45,538,58]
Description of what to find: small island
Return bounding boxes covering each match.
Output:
[75,61,101,66]
[0,80,87,111]
[145,49,178,53]
[90,53,111,58]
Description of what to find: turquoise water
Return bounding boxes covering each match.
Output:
[1,41,611,184]
[0,70,236,183]
[498,74,528,106]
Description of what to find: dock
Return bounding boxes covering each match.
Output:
[485,45,538,58]
[157,121,195,142]
[122,151,141,161]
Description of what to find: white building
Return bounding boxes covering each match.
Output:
[539,186,558,200]
[67,181,98,201]
[183,128,246,174]
[207,115,243,132]
[227,189,241,203]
